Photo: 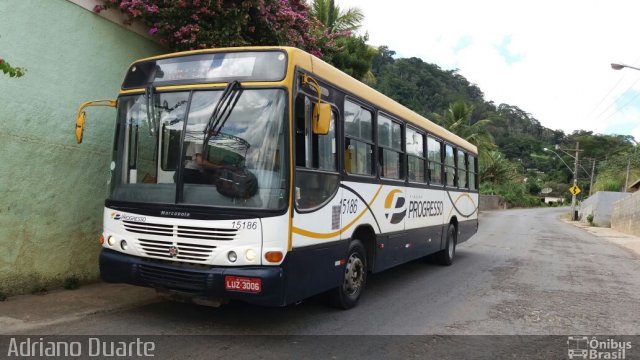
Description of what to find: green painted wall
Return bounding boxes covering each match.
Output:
[0,0,165,295]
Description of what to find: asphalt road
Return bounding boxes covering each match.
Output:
[23,207,640,337]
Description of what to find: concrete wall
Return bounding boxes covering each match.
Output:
[0,0,164,295]
[578,191,631,227]
[612,192,640,237]
[479,195,505,211]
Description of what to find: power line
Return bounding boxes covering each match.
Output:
[598,89,640,124]
[593,76,640,122]
[589,71,629,116]
[590,55,640,122]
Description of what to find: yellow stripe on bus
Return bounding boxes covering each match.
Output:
[292,185,382,240]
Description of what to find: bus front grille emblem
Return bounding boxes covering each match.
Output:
[168,246,179,258]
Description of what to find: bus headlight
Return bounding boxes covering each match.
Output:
[120,240,128,251]
[107,236,115,246]
[227,251,237,263]
[245,249,256,262]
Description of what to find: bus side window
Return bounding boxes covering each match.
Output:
[444,144,456,187]
[294,94,339,210]
[378,114,404,180]
[469,155,478,190]
[406,127,426,183]
[344,100,374,176]
[457,149,468,189]
[427,136,443,185]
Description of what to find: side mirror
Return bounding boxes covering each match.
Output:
[313,103,331,135]
[73,99,117,144]
[75,111,86,144]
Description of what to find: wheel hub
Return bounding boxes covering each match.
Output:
[344,254,364,296]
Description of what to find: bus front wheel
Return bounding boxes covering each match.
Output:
[329,240,367,309]
[436,223,457,266]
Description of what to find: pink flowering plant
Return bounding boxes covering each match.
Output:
[94,0,341,58]
[0,57,26,78]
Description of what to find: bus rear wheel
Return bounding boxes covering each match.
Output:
[329,240,367,309]
[436,223,457,266]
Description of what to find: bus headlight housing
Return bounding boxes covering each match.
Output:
[245,249,256,262]
[107,236,115,246]
[227,251,237,263]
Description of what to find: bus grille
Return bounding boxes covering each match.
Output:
[177,226,237,241]
[122,221,237,241]
[138,239,216,262]
[138,264,207,293]
[123,221,173,236]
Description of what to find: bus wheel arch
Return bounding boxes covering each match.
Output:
[329,239,367,309]
[351,225,376,272]
[449,216,458,234]
[437,218,458,266]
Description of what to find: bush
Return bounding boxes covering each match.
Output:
[63,276,80,290]
[587,213,595,226]
[481,181,542,208]
[0,291,6,301]
[31,285,47,295]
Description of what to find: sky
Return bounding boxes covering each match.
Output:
[338,0,640,142]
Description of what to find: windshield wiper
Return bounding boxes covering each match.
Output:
[202,81,243,157]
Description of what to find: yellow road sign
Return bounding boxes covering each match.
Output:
[569,185,581,196]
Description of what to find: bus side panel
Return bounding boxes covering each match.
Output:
[405,186,446,252]
[372,225,441,273]
[283,241,348,304]
[443,190,479,245]
[457,218,478,244]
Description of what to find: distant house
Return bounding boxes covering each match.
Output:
[544,196,565,206]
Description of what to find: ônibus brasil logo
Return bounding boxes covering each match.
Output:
[384,189,406,224]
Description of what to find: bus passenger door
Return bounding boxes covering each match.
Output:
[290,95,343,301]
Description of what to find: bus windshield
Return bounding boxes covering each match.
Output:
[109,88,288,210]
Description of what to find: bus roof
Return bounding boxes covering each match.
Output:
[128,46,478,154]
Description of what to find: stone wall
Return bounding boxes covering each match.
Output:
[479,195,505,211]
[578,191,631,227]
[612,191,640,237]
[0,0,164,295]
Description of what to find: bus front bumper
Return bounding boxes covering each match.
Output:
[99,248,286,306]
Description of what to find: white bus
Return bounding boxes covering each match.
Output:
[75,47,478,309]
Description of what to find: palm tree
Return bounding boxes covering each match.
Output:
[432,101,495,154]
[310,0,364,34]
[479,150,518,185]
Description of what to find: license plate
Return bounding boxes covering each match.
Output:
[224,276,262,293]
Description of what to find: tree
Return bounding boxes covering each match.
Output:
[432,101,495,154]
[479,150,518,185]
[325,35,377,81]
[309,0,364,34]
[95,0,337,57]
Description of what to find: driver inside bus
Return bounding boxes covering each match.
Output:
[182,141,223,184]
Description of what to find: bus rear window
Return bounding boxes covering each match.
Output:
[122,51,287,89]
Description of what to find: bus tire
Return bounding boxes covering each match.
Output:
[436,223,457,266]
[329,240,367,309]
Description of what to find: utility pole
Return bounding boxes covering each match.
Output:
[572,142,579,221]
[625,158,630,192]
[625,142,639,192]
[589,159,596,196]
